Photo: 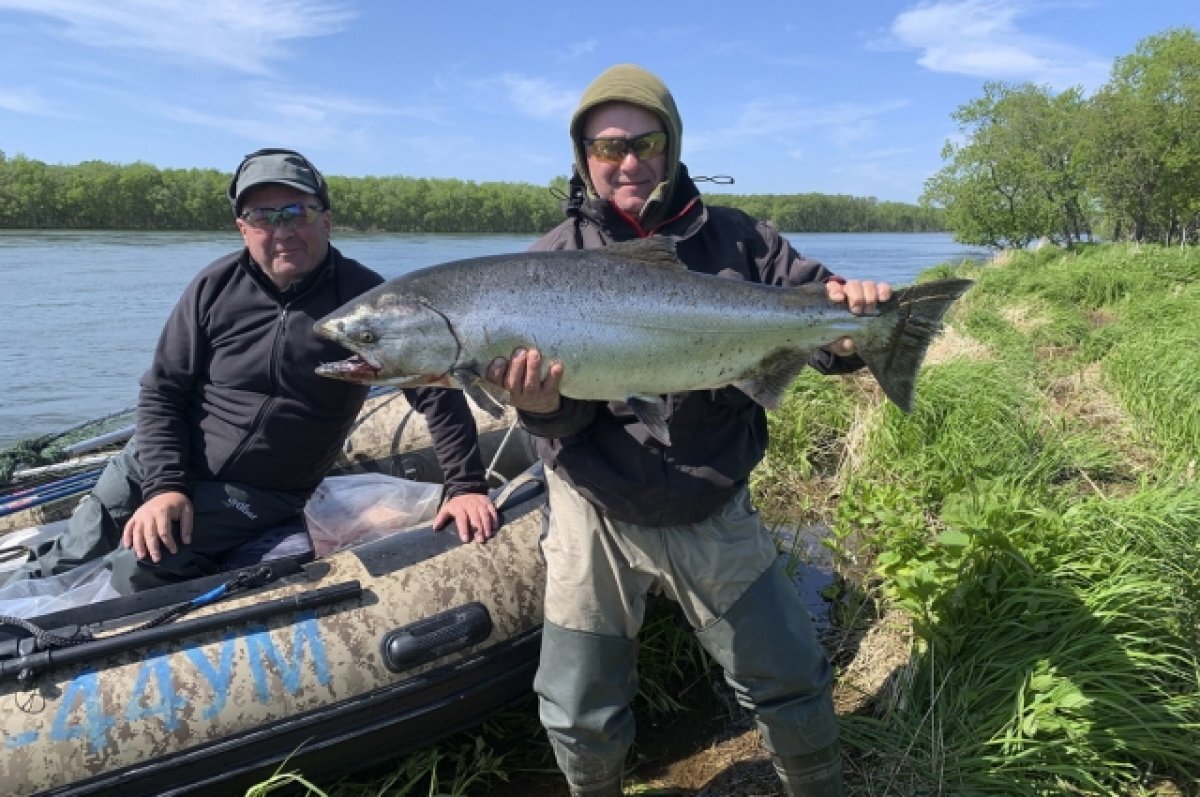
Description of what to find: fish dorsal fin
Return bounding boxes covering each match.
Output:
[626,395,672,446]
[604,238,686,271]
[733,350,813,410]
[451,367,509,419]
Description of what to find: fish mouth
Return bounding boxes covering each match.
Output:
[315,355,381,383]
[315,355,450,389]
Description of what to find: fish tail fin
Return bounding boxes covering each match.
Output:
[855,278,973,412]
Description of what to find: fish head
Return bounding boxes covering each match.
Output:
[314,292,459,386]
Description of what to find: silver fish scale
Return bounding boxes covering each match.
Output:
[383,247,858,399]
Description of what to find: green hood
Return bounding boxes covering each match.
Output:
[570,64,683,227]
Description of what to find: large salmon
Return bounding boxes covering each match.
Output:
[314,238,972,445]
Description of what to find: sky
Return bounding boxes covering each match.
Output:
[1,0,1197,204]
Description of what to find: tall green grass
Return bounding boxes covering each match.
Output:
[837,244,1200,796]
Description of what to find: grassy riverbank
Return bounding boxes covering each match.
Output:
[264,243,1199,796]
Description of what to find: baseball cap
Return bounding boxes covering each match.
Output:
[228,148,331,215]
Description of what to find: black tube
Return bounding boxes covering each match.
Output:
[0,580,362,682]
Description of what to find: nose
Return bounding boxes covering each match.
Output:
[619,151,641,170]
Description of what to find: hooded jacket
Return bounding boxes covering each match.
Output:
[136,245,487,502]
[518,168,862,526]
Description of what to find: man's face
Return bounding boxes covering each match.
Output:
[584,103,667,218]
[235,184,331,289]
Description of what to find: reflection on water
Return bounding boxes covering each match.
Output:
[773,524,838,633]
[0,231,988,446]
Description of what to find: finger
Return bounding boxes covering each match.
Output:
[523,349,543,393]
[160,520,179,556]
[486,357,508,384]
[456,517,474,544]
[431,506,451,531]
[144,525,162,563]
[505,349,527,392]
[878,283,893,302]
[831,337,855,356]
[544,361,564,392]
[180,502,194,545]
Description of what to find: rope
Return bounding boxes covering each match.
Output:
[130,566,275,631]
[0,615,94,649]
[0,565,275,668]
[484,421,521,486]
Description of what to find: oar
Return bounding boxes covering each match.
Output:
[0,476,99,517]
[0,469,103,501]
[8,455,113,484]
[61,425,134,457]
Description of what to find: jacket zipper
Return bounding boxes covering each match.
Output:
[216,304,288,479]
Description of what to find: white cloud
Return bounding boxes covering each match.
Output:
[565,39,597,59]
[0,0,354,74]
[690,97,910,154]
[891,0,1110,89]
[0,85,56,115]
[497,73,578,121]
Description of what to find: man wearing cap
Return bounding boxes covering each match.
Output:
[485,65,891,796]
[5,148,497,593]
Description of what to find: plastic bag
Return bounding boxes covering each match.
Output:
[304,473,442,557]
[0,557,119,619]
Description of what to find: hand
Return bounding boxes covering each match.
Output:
[485,347,564,414]
[122,491,193,562]
[824,279,893,355]
[434,492,500,544]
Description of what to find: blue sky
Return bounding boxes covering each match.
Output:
[1,1,1196,204]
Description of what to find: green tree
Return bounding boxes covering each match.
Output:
[921,82,1090,249]
[1083,27,1200,244]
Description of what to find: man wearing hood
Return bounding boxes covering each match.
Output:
[487,65,890,796]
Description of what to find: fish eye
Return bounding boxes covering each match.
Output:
[356,330,377,344]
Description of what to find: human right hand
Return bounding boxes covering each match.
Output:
[121,491,193,562]
[485,347,564,414]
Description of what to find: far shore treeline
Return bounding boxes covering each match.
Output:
[0,152,943,235]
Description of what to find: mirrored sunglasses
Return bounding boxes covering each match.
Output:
[583,131,668,163]
[240,203,325,230]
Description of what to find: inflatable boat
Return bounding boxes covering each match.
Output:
[0,392,546,796]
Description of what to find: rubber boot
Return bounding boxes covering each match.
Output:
[535,621,637,797]
[772,743,845,797]
[693,559,839,755]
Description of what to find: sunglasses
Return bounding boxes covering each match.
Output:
[239,203,326,230]
[583,131,668,163]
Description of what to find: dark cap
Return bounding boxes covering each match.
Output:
[227,148,331,215]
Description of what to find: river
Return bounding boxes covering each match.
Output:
[0,231,989,447]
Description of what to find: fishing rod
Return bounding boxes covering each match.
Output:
[0,580,364,684]
[0,473,100,518]
[1,468,102,501]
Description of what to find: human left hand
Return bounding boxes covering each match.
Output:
[825,278,892,355]
[433,492,499,544]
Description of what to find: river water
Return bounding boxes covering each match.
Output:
[0,231,988,447]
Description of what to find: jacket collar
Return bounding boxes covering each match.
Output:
[575,164,707,240]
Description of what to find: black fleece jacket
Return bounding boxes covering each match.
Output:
[136,245,487,502]
[518,166,862,526]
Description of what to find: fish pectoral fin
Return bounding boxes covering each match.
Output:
[626,396,672,446]
[734,350,814,409]
[451,367,509,420]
